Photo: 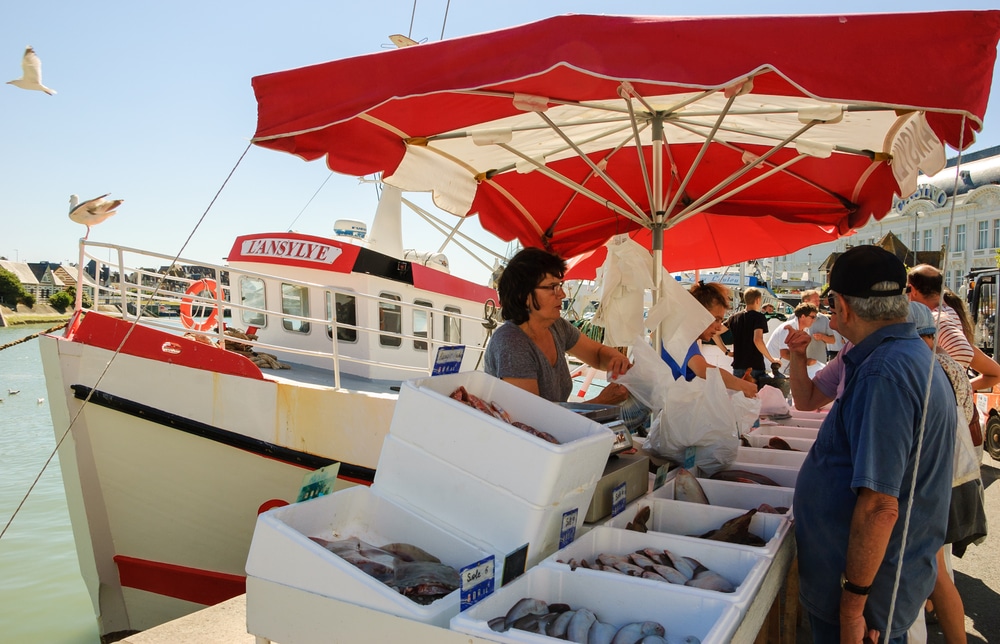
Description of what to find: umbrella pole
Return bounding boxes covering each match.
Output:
[651,114,664,351]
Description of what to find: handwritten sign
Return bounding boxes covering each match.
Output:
[611,482,628,518]
[432,345,466,376]
[559,508,579,549]
[460,555,495,611]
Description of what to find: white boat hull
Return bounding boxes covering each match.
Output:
[40,319,396,638]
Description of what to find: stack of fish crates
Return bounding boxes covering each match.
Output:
[375,370,616,573]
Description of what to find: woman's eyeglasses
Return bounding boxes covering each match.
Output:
[535,281,566,294]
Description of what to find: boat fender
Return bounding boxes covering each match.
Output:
[180,279,220,332]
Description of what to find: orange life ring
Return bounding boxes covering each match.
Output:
[180,279,219,332]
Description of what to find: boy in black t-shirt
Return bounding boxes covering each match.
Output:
[726,287,781,387]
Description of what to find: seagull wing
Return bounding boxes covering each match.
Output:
[69,193,110,224]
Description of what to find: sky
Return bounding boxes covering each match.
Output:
[3,1,1000,285]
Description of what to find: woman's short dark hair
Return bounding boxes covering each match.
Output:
[497,248,566,324]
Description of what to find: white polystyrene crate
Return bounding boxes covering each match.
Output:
[245,486,492,628]
[735,446,807,469]
[450,564,741,644]
[790,408,828,421]
[743,432,814,452]
[388,371,614,506]
[750,424,819,440]
[374,435,597,570]
[651,476,794,515]
[603,497,791,556]
[538,526,768,608]
[702,462,800,488]
[775,415,825,428]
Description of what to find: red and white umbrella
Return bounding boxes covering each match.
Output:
[251,12,999,274]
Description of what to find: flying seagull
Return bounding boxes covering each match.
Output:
[7,46,56,95]
[69,193,123,239]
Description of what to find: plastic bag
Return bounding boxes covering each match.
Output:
[642,367,739,475]
[953,405,982,487]
[757,385,790,416]
[614,335,674,412]
[730,389,762,436]
[591,236,654,347]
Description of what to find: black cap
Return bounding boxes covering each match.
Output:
[829,246,906,298]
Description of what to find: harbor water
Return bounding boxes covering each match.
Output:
[0,323,99,643]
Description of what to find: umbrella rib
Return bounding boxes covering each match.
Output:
[491,121,638,175]
[621,87,655,215]
[495,142,647,228]
[535,110,649,221]
[663,87,742,218]
[670,119,821,218]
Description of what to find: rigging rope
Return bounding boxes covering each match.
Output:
[0,322,67,351]
[0,142,253,542]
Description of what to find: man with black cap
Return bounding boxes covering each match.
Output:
[789,245,955,644]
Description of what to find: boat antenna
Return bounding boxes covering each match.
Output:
[440,0,451,39]
[408,0,417,38]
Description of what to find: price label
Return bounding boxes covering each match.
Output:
[432,345,466,375]
[295,463,341,502]
[683,445,697,470]
[460,555,495,611]
[653,464,667,490]
[610,481,627,518]
[559,508,578,549]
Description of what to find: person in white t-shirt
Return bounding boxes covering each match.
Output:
[765,302,819,369]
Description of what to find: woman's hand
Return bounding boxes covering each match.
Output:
[588,382,629,405]
[603,346,631,377]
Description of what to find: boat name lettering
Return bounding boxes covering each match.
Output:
[241,238,342,264]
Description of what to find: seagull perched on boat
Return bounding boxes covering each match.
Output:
[69,194,123,239]
[7,46,56,95]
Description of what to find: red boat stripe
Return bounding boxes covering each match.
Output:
[114,555,246,606]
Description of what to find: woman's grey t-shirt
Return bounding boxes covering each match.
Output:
[485,318,582,402]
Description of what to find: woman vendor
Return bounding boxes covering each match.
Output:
[666,282,757,398]
[485,248,631,404]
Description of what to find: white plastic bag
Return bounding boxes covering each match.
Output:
[953,405,981,487]
[730,389,762,436]
[642,367,739,474]
[757,385,790,416]
[591,236,654,347]
[614,335,674,412]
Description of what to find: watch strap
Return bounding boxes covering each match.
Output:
[840,572,872,595]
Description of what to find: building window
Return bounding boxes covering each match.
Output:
[413,299,432,351]
[281,283,310,333]
[379,292,402,347]
[979,221,989,250]
[923,229,932,251]
[911,230,918,251]
[955,270,963,290]
[326,291,357,343]
[955,224,966,252]
[942,226,950,252]
[240,276,266,327]
[443,305,462,344]
[994,219,1000,248]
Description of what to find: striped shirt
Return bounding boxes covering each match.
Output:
[934,303,974,368]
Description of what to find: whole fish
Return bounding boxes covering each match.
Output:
[549,609,576,638]
[589,620,619,644]
[381,542,440,563]
[567,608,597,643]
[627,552,657,569]
[685,569,736,593]
[709,468,781,486]
[504,597,548,630]
[611,621,666,644]
[674,468,709,504]
[703,508,757,544]
[614,561,647,576]
[625,505,651,532]
[767,436,796,450]
[649,564,688,585]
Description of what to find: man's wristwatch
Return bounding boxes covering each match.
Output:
[840,572,872,595]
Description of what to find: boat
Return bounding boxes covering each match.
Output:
[39,184,498,640]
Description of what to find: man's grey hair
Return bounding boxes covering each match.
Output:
[841,281,909,321]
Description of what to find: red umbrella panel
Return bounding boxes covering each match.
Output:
[252,12,1000,267]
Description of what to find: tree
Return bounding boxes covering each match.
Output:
[49,290,73,312]
[0,267,32,308]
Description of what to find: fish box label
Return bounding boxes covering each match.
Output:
[610,481,627,517]
[559,508,578,548]
[653,464,668,490]
[683,445,697,470]
[432,345,466,375]
[460,555,495,611]
[296,462,341,502]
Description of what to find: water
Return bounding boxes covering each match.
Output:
[0,324,100,643]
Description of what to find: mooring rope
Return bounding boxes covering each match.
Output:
[0,321,68,351]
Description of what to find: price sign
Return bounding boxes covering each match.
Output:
[559,508,578,549]
[683,445,697,470]
[432,345,466,375]
[610,481,628,518]
[460,555,495,611]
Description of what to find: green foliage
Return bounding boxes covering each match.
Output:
[49,290,74,312]
[62,286,92,309]
[0,267,31,308]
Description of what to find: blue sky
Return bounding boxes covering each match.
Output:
[3,1,999,284]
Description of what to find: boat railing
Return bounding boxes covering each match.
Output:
[76,241,490,388]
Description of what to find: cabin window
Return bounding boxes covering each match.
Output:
[327,292,358,343]
[281,283,310,333]
[239,276,266,327]
[413,299,432,351]
[443,305,461,344]
[379,292,402,347]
